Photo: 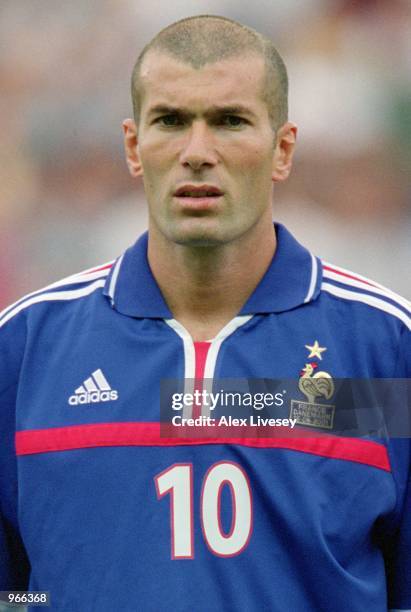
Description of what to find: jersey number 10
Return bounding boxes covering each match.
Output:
[155,461,253,559]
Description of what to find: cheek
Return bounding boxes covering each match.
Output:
[140,144,175,202]
[230,143,274,202]
[140,139,176,174]
[232,140,274,171]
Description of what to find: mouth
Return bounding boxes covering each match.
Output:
[173,184,224,211]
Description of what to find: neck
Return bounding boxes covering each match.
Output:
[147,218,276,341]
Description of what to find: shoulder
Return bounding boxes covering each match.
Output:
[0,261,114,332]
[0,262,114,394]
[318,259,411,375]
[319,259,411,333]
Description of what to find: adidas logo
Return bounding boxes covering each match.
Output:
[68,369,118,405]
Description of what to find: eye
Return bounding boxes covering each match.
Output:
[222,115,247,128]
[155,114,182,127]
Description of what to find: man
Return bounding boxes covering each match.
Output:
[0,15,410,612]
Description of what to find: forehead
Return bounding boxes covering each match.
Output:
[138,51,267,113]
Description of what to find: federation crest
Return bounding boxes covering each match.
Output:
[290,341,336,429]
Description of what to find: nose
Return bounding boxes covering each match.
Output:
[179,121,218,170]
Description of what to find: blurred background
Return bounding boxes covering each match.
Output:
[1,0,410,309]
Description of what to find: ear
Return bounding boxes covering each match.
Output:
[122,118,143,177]
[272,122,297,183]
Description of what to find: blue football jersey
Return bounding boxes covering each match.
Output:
[0,224,410,611]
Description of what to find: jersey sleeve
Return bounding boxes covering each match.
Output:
[0,314,30,589]
[386,458,411,611]
[387,327,411,611]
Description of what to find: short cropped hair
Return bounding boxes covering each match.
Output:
[131,15,288,131]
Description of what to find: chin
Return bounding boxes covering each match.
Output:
[172,231,223,248]
[165,218,228,247]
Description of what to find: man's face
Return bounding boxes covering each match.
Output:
[126,51,288,247]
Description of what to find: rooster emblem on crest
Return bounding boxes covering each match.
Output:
[299,362,335,404]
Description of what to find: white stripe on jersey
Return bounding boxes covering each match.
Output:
[304,253,318,303]
[322,260,386,289]
[107,255,124,304]
[0,279,106,329]
[321,282,411,331]
[203,315,253,380]
[165,319,196,419]
[323,267,411,313]
[0,263,113,325]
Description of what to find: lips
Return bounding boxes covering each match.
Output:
[174,184,223,198]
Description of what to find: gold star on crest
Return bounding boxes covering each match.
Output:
[305,340,327,360]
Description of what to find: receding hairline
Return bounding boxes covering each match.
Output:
[131,15,288,129]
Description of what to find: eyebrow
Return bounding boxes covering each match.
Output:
[146,104,257,119]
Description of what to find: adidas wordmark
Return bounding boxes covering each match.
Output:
[69,369,118,405]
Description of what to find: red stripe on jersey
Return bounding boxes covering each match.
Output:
[15,422,391,471]
[192,341,211,419]
[322,265,377,287]
[82,263,113,275]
